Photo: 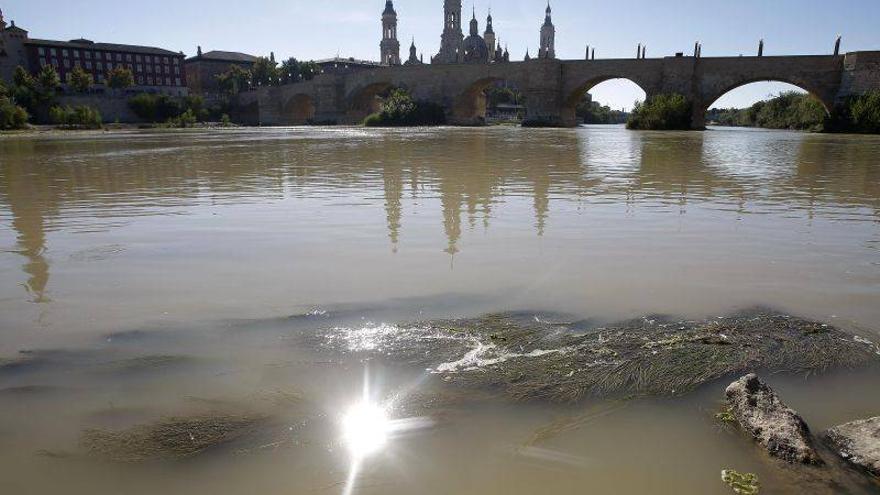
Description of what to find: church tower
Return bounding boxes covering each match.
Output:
[435,0,463,64]
[380,1,401,65]
[539,1,556,60]
[484,10,496,60]
[404,38,423,65]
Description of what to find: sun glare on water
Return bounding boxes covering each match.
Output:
[342,401,391,457]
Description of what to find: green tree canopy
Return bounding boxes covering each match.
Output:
[299,61,319,81]
[107,66,135,90]
[36,65,61,98]
[216,65,252,95]
[279,58,302,85]
[68,66,94,93]
[250,57,279,87]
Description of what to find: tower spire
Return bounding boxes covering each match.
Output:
[380,0,401,65]
[539,1,556,59]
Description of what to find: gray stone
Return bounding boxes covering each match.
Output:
[725,374,822,464]
[235,50,880,128]
[823,417,880,478]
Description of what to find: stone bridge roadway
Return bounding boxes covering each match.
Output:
[234,51,880,128]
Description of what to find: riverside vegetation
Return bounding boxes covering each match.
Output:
[363,88,446,127]
[708,90,880,133]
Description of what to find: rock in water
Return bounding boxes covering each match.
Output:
[823,417,880,478]
[725,374,822,464]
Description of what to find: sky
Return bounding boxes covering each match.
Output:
[4,0,878,110]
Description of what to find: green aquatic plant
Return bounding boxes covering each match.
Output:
[316,311,880,404]
[721,469,760,494]
[715,407,737,424]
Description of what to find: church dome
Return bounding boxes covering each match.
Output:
[462,34,489,63]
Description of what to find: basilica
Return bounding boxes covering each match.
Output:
[379,0,556,66]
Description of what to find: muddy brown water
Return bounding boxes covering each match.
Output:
[1,126,879,494]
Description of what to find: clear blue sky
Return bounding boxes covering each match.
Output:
[4,0,878,109]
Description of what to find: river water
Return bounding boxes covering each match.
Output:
[0,126,879,494]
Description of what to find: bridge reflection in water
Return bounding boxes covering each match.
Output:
[1,127,878,310]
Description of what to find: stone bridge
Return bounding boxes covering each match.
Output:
[234,51,880,129]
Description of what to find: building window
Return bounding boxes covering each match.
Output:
[85,61,92,69]
[38,47,46,56]
[174,66,179,75]
[116,53,122,61]
[175,77,181,86]
[137,76,144,85]
[163,57,169,64]
[146,65,153,74]
[40,58,47,67]
[51,48,57,56]
[98,74,105,83]
[147,77,154,85]
[74,51,80,59]
[107,62,113,70]
[173,58,179,65]
[136,64,143,72]
[145,56,151,63]
[63,49,69,57]
[85,51,92,59]
[106,52,112,60]
[136,55,142,62]
[164,66,170,74]
[165,77,171,86]
[126,54,132,62]
[96,62,103,71]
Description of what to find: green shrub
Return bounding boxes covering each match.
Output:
[165,109,197,128]
[48,105,102,129]
[845,90,880,134]
[128,93,184,122]
[627,93,693,130]
[0,96,29,130]
[363,89,446,127]
[220,113,232,127]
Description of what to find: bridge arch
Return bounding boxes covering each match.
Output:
[696,77,837,129]
[452,77,508,126]
[282,94,316,125]
[702,78,835,115]
[562,76,651,126]
[346,82,396,123]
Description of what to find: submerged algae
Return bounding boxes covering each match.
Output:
[319,311,880,403]
[81,415,267,463]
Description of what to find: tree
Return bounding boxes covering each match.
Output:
[364,88,446,127]
[250,57,279,87]
[36,65,61,100]
[627,93,693,130]
[68,65,94,93]
[216,65,252,95]
[279,58,302,84]
[13,66,34,90]
[107,66,135,91]
[299,61,319,81]
[844,90,880,134]
[0,96,29,130]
